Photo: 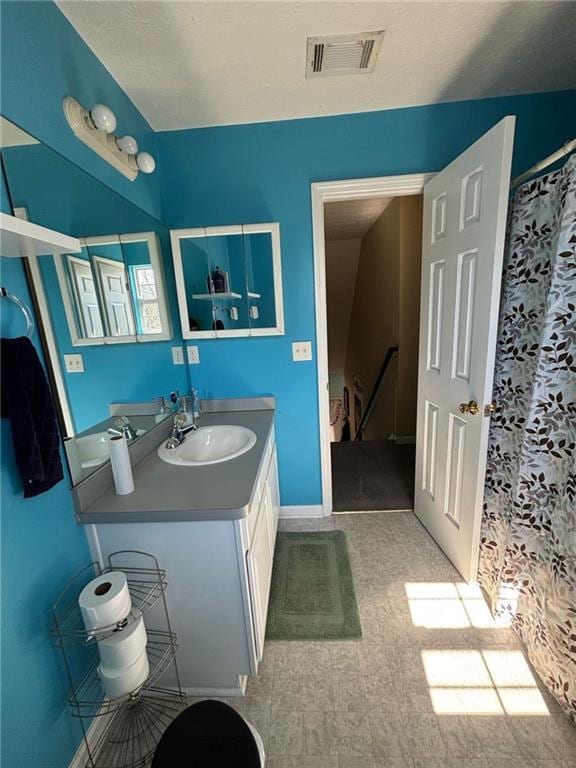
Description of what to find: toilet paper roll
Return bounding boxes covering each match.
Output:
[98,649,150,699]
[108,435,135,496]
[97,611,147,670]
[79,571,132,633]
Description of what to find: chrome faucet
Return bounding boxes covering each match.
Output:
[107,416,137,441]
[165,390,203,449]
[165,414,199,449]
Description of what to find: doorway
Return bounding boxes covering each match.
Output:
[311,173,431,517]
[324,194,423,512]
[313,117,515,587]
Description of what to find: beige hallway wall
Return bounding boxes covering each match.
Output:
[398,195,423,437]
[325,238,362,394]
[344,195,422,440]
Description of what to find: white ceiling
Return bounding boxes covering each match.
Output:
[0,117,38,147]
[325,197,392,240]
[57,1,576,131]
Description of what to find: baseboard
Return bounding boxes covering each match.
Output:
[184,677,247,698]
[394,435,416,444]
[333,507,414,514]
[279,505,324,519]
[69,710,112,768]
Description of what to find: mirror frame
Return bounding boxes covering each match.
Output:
[171,222,284,339]
[54,231,172,346]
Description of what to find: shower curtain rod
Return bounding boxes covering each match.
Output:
[511,137,576,190]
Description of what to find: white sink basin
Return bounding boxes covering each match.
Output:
[75,429,144,469]
[74,431,111,468]
[157,425,257,466]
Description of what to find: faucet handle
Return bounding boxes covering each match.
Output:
[191,388,203,414]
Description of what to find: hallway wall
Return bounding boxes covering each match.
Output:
[345,199,400,438]
[344,196,422,440]
[325,238,361,395]
[397,195,424,438]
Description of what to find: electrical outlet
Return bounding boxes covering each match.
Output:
[187,346,200,365]
[292,341,313,362]
[171,346,185,365]
[64,353,84,373]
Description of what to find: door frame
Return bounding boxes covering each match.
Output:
[311,173,434,516]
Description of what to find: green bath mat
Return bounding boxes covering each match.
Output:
[266,530,362,640]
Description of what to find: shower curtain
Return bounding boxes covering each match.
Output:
[478,154,576,722]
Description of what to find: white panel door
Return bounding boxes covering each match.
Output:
[68,257,104,338]
[94,257,135,337]
[415,117,515,582]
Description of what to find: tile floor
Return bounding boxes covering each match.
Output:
[199,512,576,768]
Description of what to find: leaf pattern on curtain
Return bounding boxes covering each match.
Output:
[478,154,576,723]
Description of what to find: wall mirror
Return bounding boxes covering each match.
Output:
[0,115,188,485]
[171,223,284,339]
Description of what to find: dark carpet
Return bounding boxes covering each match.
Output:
[331,440,416,512]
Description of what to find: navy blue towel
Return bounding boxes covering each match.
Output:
[1,336,63,497]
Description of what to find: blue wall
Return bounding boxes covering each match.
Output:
[0,3,167,767]
[0,0,163,220]
[0,257,93,768]
[156,90,576,506]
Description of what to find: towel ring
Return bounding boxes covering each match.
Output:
[1,287,35,339]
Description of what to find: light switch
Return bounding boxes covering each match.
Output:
[64,353,84,373]
[292,341,313,362]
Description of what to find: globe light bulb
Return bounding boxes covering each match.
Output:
[116,135,139,155]
[90,104,117,134]
[136,152,156,174]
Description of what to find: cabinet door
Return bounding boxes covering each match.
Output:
[268,448,280,546]
[247,494,274,660]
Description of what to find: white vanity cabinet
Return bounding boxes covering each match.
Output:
[85,426,279,695]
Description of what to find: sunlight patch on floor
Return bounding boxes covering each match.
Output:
[404,581,513,629]
[421,649,550,716]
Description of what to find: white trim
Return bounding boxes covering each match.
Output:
[68,709,112,768]
[311,173,433,516]
[183,679,248,698]
[333,507,414,515]
[13,208,76,435]
[0,210,80,258]
[279,504,324,519]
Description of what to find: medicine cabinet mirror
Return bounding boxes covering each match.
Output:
[171,223,284,339]
[55,231,172,345]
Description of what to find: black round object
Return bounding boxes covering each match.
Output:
[152,700,261,767]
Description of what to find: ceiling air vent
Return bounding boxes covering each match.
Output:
[306,31,384,77]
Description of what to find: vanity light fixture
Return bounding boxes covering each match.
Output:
[62,97,156,181]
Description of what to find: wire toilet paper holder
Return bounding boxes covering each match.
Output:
[52,550,186,768]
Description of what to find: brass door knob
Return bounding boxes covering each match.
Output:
[484,401,498,417]
[459,399,480,416]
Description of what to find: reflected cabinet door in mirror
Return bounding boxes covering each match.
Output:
[54,232,172,346]
[171,223,284,339]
